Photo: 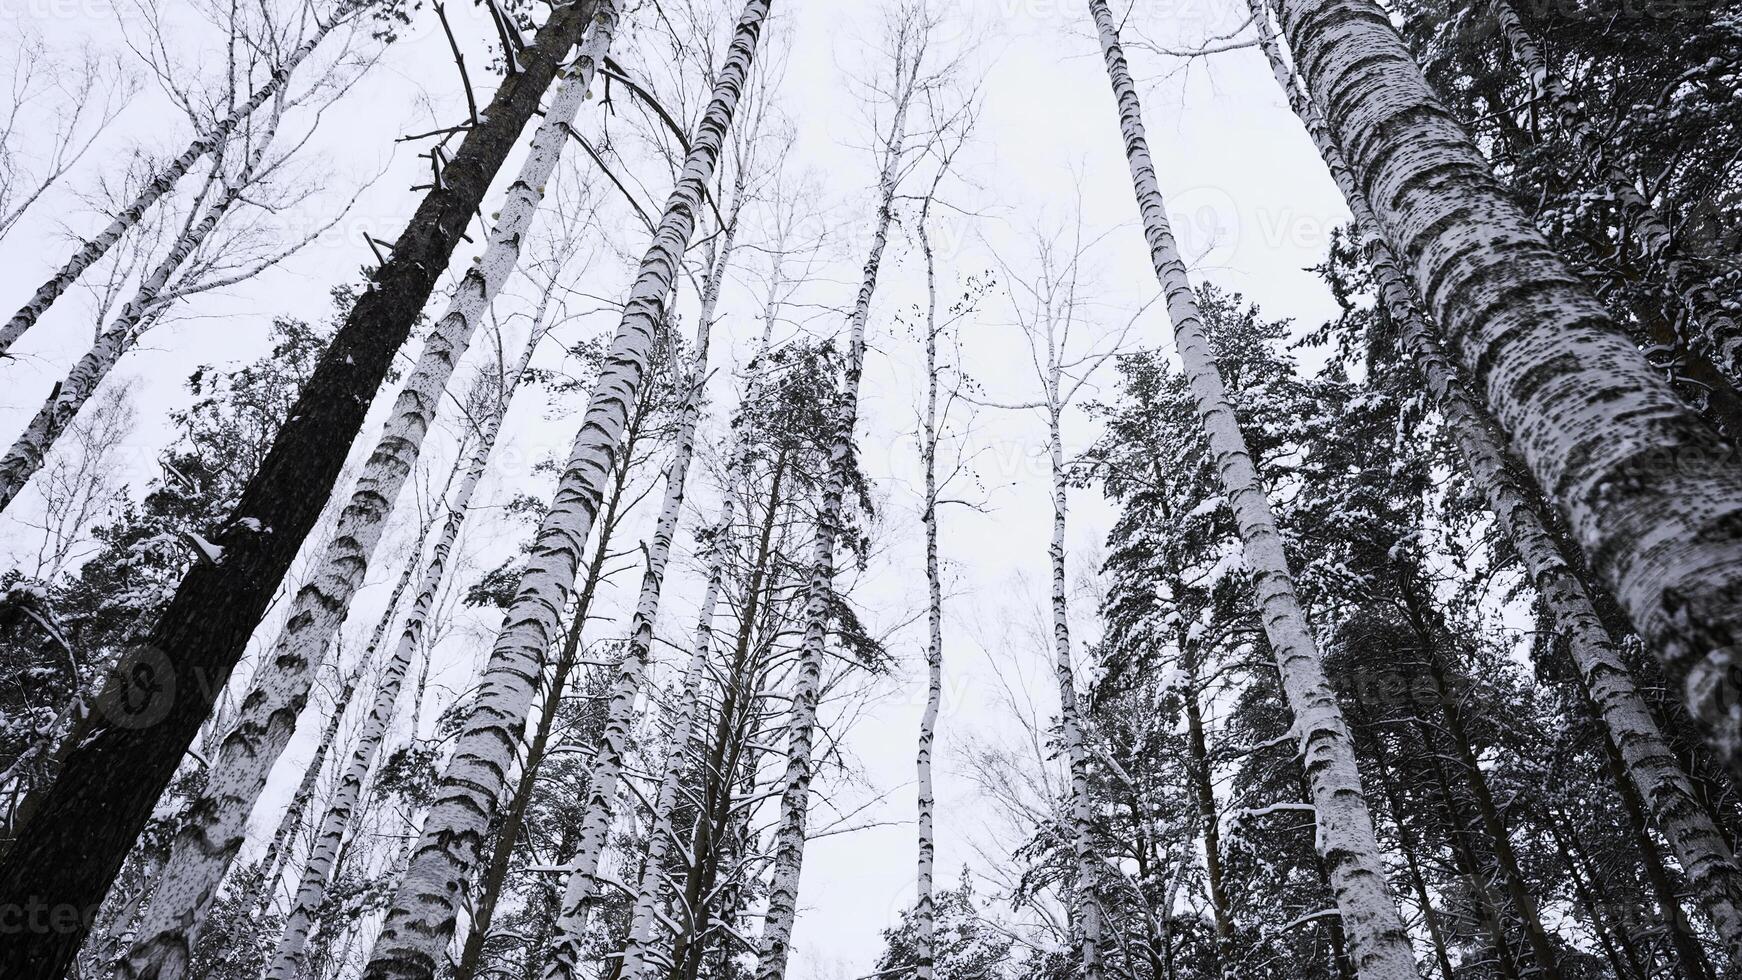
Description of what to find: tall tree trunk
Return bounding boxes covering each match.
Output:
[1594,728,1718,980]
[120,23,609,973]
[914,200,945,980]
[671,451,787,980]
[752,46,911,980]
[1086,4,1418,976]
[0,7,599,973]
[610,171,749,979]
[0,4,356,358]
[1179,643,1234,974]
[454,369,649,980]
[1361,727,1457,980]
[1411,642,1562,980]
[540,173,737,980]
[364,6,767,977]
[617,507,730,980]
[1486,0,1742,390]
[1410,711,1526,980]
[1271,0,1742,769]
[0,104,279,514]
[265,295,555,980]
[1046,396,1104,980]
[1246,5,1742,958]
[1545,815,1647,980]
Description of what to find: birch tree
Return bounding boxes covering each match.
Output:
[0,0,375,358]
[971,221,1150,980]
[265,288,559,980]
[539,145,748,980]
[754,8,932,974]
[361,5,773,976]
[0,80,353,515]
[115,17,618,974]
[1271,0,1742,773]
[1245,0,1742,959]
[0,36,133,245]
[1085,2,1420,976]
[903,82,977,980]
[0,4,606,972]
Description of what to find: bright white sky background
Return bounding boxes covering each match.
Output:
[0,0,1352,974]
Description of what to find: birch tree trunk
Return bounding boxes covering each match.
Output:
[0,104,279,514]
[1245,3,1742,957]
[616,506,730,980]
[0,9,600,973]
[608,155,761,978]
[1271,0,1742,772]
[0,2,359,358]
[363,7,769,977]
[1045,392,1104,980]
[914,205,943,980]
[264,305,552,980]
[752,59,913,980]
[1485,0,1742,389]
[241,662,361,919]
[118,31,608,977]
[540,177,740,980]
[1085,4,1419,977]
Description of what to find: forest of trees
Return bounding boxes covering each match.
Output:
[0,0,1739,977]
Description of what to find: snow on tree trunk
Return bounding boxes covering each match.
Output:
[0,108,278,514]
[118,36,605,976]
[1085,4,1421,977]
[1272,0,1742,771]
[753,56,912,980]
[0,5,353,359]
[1243,3,1742,956]
[616,505,731,980]
[363,6,768,977]
[265,304,551,980]
[1046,393,1104,980]
[1486,0,1742,388]
[540,178,740,980]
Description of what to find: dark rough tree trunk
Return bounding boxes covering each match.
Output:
[0,5,596,976]
[1358,722,1457,980]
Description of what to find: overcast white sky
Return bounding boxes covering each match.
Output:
[0,0,1351,974]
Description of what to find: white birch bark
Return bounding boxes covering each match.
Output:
[913,210,943,980]
[1485,0,1742,386]
[540,179,740,980]
[245,662,360,916]
[363,5,769,977]
[1272,0,1742,769]
[1244,3,1742,957]
[1045,389,1103,979]
[264,303,552,980]
[753,57,913,980]
[1086,3,1420,976]
[0,116,271,514]
[616,504,730,980]
[118,32,609,976]
[0,3,356,358]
